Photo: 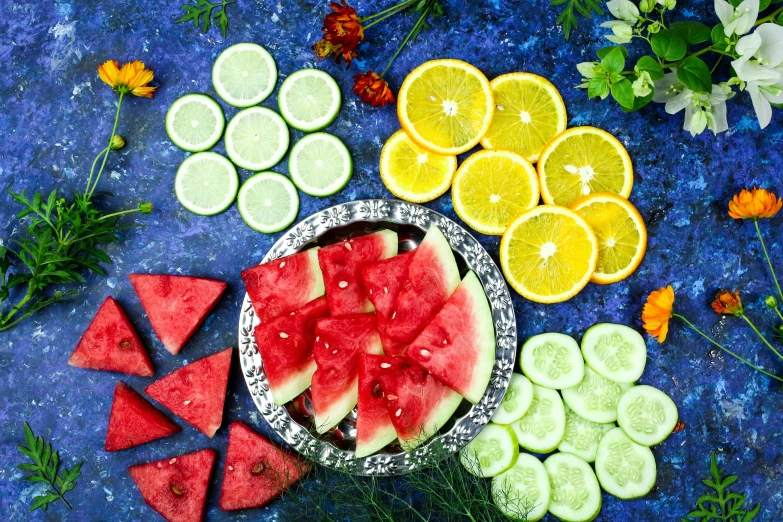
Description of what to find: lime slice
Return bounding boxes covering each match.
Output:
[212,43,277,107]
[165,94,225,152]
[278,69,341,132]
[237,172,299,233]
[225,107,290,171]
[175,152,238,216]
[288,133,352,197]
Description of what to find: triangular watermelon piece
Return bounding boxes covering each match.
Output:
[361,250,415,318]
[311,314,384,433]
[376,318,409,357]
[241,248,324,323]
[69,296,154,376]
[129,448,215,522]
[318,230,398,316]
[130,274,227,355]
[254,296,330,405]
[105,382,180,452]
[145,348,232,438]
[405,272,495,404]
[220,422,310,511]
[355,354,408,458]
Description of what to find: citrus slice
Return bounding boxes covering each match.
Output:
[165,94,225,152]
[278,69,341,132]
[175,152,238,216]
[225,107,290,171]
[500,206,598,303]
[397,59,494,155]
[212,43,277,107]
[288,133,352,197]
[236,172,299,234]
[537,126,633,207]
[480,73,567,163]
[569,192,647,284]
[452,150,540,235]
[379,130,456,203]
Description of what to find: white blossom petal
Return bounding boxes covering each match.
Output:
[736,61,781,82]
[747,84,773,128]
[666,90,692,114]
[755,23,783,68]
[653,72,681,103]
[714,0,735,29]
[711,101,729,134]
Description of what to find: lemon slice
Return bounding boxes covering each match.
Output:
[500,206,598,303]
[570,192,647,284]
[480,73,567,163]
[537,127,633,207]
[452,150,540,235]
[379,130,457,203]
[397,59,494,155]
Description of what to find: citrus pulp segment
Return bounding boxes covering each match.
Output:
[288,132,352,197]
[165,94,225,152]
[225,107,290,171]
[379,130,456,202]
[278,69,341,132]
[212,43,277,107]
[236,172,299,233]
[174,152,239,216]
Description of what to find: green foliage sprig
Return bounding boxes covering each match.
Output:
[551,0,605,40]
[176,0,236,37]
[682,452,760,522]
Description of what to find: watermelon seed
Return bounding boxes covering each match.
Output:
[325,343,330,349]
[169,458,177,464]
[442,339,448,344]
[280,261,286,268]
[369,289,373,295]
[183,400,191,405]
[279,332,289,339]
[332,350,338,354]
[380,363,391,368]
[119,339,131,349]
[170,483,185,496]
[338,281,348,288]
[344,243,352,251]
[392,312,396,319]
[372,383,383,397]
[250,461,267,475]
[420,349,431,357]
[316,336,320,342]
[395,408,402,417]
[228,465,234,471]
[387,394,398,400]
[383,287,388,294]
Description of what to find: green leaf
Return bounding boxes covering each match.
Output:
[636,56,665,80]
[597,45,628,59]
[602,47,626,74]
[588,77,609,99]
[671,21,712,45]
[711,24,730,50]
[677,56,712,92]
[743,504,761,521]
[611,79,635,109]
[651,29,688,61]
[760,0,771,9]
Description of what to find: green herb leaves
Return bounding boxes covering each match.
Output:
[682,452,761,522]
[176,0,236,37]
[551,0,604,40]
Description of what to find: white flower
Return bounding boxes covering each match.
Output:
[658,0,676,9]
[732,24,783,79]
[632,71,654,97]
[714,0,759,37]
[601,20,634,44]
[746,78,783,129]
[607,0,640,23]
[654,72,730,135]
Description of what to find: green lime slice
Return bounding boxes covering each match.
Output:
[237,172,299,233]
[288,133,352,197]
[225,107,290,171]
[278,69,341,132]
[212,43,277,107]
[165,94,225,152]
[175,152,239,216]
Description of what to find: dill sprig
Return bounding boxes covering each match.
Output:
[550,0,604,40]
[681,452,761,522]
[176,0,236,37]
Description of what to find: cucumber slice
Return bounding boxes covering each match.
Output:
[175,152,239,216]
[561,367,632,424]
[288,133,352,197]
[581,323,647,383]
[544,452,602,522]
[594,427,657,499]
[225,107,290,171]
[165,94,224,152]
[491,373,534,425]
[492,453,550,522]
[557,404,614,462]
[236,172,299,233]
[616,385,679,446]
[520,333,584,389]
[212,43,277,107]
[511,385,565,453]
[278,69,341,132]
[459,424,518,478]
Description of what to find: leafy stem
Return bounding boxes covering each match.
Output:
[681,451,760,521]
[756,5,783,25]
[361,0,419,28]
[754,219,783,303]
[176,0,235,37]
[88,92,124,198]
[381,5,432,77]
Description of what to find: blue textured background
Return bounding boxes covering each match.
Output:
[1,0,783,520]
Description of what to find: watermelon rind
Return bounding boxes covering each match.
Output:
[401,388,462,452]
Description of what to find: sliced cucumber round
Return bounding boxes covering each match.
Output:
[174,152,238,216]
[557,404,614,463]
[544,452,602,522]
[561,367,632,424]
[236,172,299,234]
[581,323,647,384]
[520,333,585,390]
[279,69,341,132]
[225,107,290,171]
[165,94,225,152]
[595,427,657,499]
[511,385,565,453]
[288,133,352,197]
[212,43,277,107]
[491,373,534,425]
[491,453,550,522]
[617,385,679,446]
[460,424,518,478]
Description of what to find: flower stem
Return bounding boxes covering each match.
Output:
[755,219,783,303]
[85,145,110,194]
[88,92,124,199]
[360,0,418,23]
[710,55,723,74]
[99,207,141,221]
[756,5,783,26]
[381,6,430,77]
[741,314,783,361]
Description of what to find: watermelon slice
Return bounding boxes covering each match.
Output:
[317,230,398,316]
[405,272,495,404]
[311,314,384,433]
[105,383,180,452]
[355,354,408,458]
[129,448,215,522]
[379,358,463,451]
[129,274,227,355]
[145,348,232,438]
[385,226,460,343]
[69,296,154,376]
[220,421,310,511]
[361,250,415,318]
[241,248,324,323]
[253,296,330,405]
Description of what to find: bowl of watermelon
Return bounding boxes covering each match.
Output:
[238,199,516,475]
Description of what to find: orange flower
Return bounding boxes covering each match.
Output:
[98,60,156,98]
[711,290,744,316]
[314,1,364,66]
[642,285,675,343]
[352,71,395,107]
[728,188,782,219]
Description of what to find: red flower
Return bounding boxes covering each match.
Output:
[314,1,364,66]
[352,71,395,107]
[711,290,744,317]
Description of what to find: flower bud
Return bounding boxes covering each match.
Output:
[139,202,154,214]
[110,135,125,150]
[766,296,779,308]
[640,0,655,13]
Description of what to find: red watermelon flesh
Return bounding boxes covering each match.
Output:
[376,318,409,357]
[130,274,227,355]
[106,383,180,452]
[254,296,330,405]
[145,348,232,438]
[317,230,398,316]
[386,226,460,343]
[405,272,495,404]
[355,354,408,458]
[69,296,154,376]
[311,314,384,433]
[360,250,415,318]
[220,421,310,511]
[241,247,324,323]
[129,448,215,522]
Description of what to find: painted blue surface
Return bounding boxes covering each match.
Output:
[1,0,782,520]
